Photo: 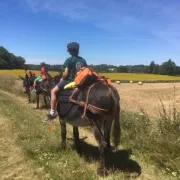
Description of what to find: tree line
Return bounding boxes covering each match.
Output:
[0,46,25,69]
[89,60,180,76]
[0,46,180,76]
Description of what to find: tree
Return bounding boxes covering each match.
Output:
[152,64,160,74]
[0,46,26,69]
[16,56,26,68]
[117,66,128,73]
[160,59,176,76]
[148,61,155,73]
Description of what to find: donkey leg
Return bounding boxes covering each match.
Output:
[27,88,31,103]
[104,117,113,151]
[60,119,66,149]
[73,126,82,156]
[44,96,48,109]
[91,120,108,176]
[104,127,111,151]
[35,94,40,109]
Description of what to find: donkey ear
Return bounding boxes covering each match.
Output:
[19,75,25,80]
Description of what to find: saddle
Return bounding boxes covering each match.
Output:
[57,88,79,118]
[57,80,115,119]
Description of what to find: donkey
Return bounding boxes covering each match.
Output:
[19,75,34,103]
[48,75,121,176]
[20,73,62,109]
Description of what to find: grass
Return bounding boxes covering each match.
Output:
[119,110,180,179]
[0,91,98,180]
[0,74,180,179]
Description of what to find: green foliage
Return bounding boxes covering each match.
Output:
[90,61,180,76]
[0,46,25,69]
[120,110,180,179]
[160,59,177,76]
[117,65,128,73]
[89,64,117,73]
[27,63,63,72]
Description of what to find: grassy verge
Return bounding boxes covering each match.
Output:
[0,74,25,96]
[0,91,98,180]
[118,111,180,179]
[0,74,179,179]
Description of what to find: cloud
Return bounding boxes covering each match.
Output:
[23,0,180,47]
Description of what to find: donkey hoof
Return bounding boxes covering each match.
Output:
[76,149,83,157]
[97,168,108,177]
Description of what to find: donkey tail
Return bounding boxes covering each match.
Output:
[110,85,121,150]
[113,102,120,150]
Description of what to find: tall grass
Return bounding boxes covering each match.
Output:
[0,74,180,179]
[0,74,24,95]
[119,110,180,179]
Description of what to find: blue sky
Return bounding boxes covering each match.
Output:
[0,0,180,66]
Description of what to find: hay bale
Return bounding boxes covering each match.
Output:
[116,81,121,84]
[138,81,143,85]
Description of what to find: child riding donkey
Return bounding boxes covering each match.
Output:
[45,42,87,120]
[33,62,51,91]
[22,64,35,103]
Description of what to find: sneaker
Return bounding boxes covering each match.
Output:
[44,113,57,121]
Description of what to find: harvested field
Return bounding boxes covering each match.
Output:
[114,83,180,118]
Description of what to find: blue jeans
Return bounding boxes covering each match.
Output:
[57,79,69,90]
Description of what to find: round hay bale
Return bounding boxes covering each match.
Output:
[138,81,143,85]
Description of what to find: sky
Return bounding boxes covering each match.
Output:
[0,0,180,66]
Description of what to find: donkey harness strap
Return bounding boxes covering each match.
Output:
[68,81,111,118]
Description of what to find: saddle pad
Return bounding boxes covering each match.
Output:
[57,89,79,118]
